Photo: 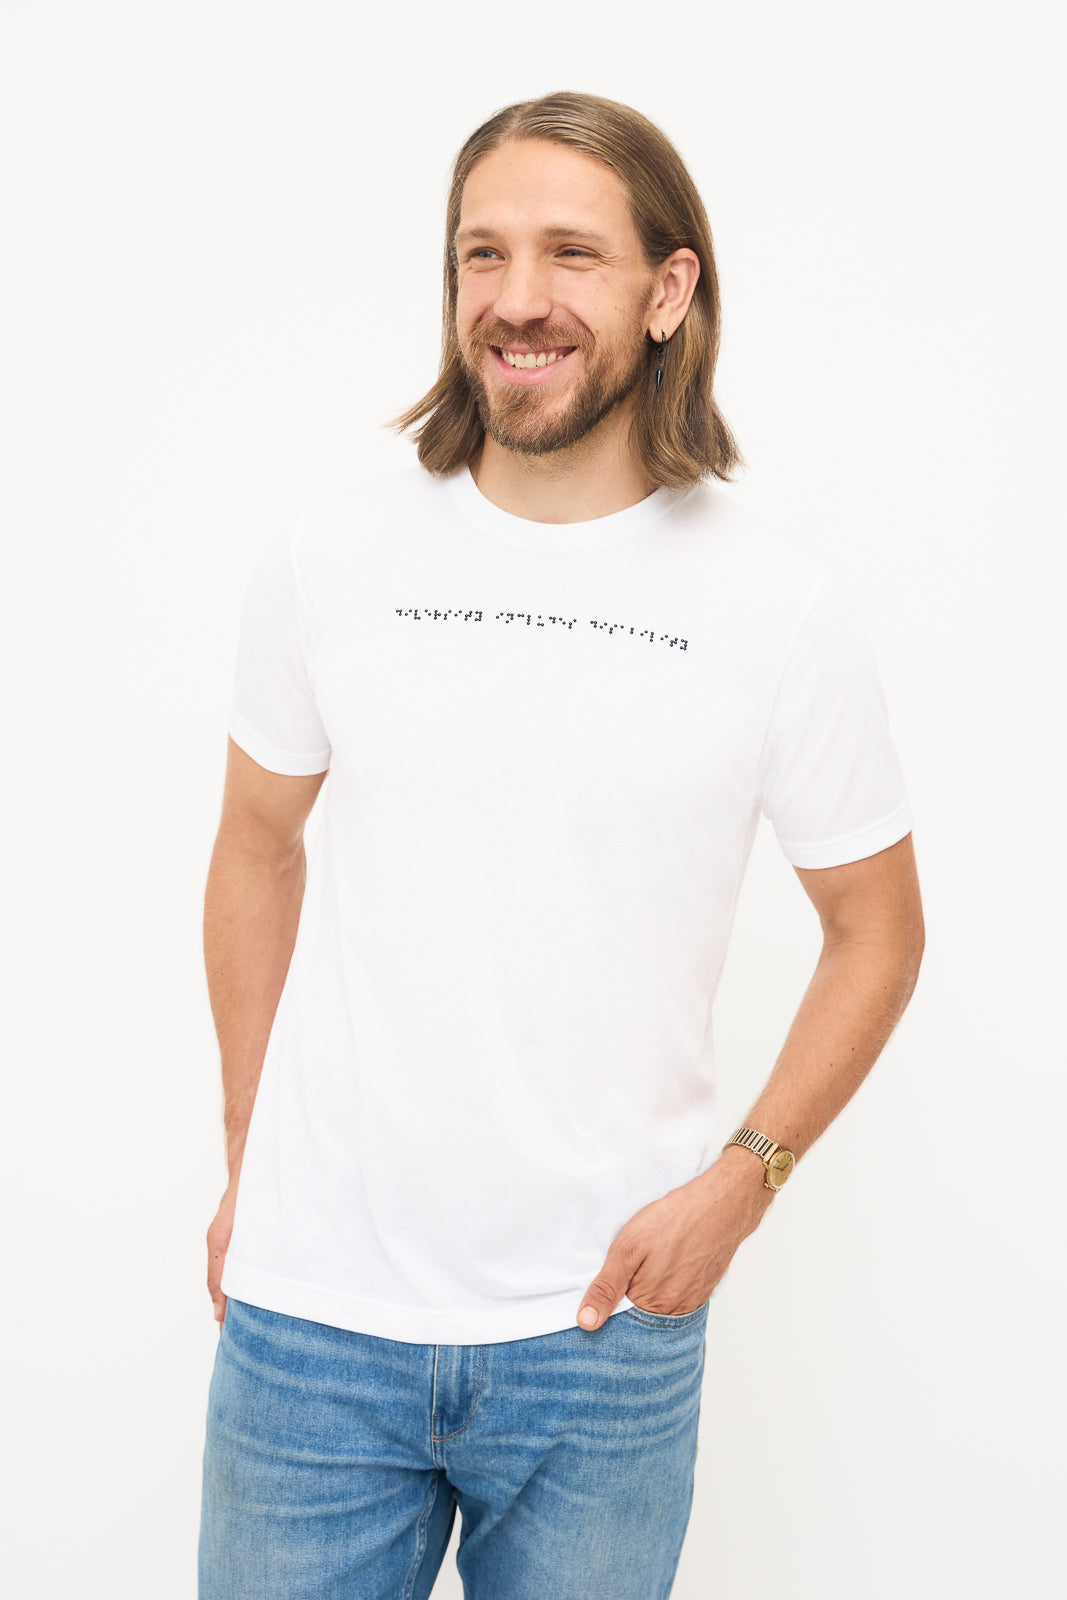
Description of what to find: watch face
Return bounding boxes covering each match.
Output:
[768,1149,795,1188]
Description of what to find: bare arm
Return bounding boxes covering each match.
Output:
[577,833,925,1326]
[732,829,925,1164]
[204,736,327,1324]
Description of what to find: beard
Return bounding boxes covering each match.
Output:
[459,312,653,457]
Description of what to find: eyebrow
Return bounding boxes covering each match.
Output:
[454,223,614,251]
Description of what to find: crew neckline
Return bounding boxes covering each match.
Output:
[447,463,691,552]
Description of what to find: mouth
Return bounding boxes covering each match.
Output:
[487,344,578,384]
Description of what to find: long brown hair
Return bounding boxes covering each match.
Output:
[387,91,743,490]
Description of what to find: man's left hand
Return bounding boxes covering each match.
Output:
[576,1151,776,1330]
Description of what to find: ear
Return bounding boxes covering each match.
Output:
[646,248,700,340]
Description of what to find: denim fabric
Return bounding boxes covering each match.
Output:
[199,1295,709,1598]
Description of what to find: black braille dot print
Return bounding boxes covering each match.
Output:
[393,607,687,652]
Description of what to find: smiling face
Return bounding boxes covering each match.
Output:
[454,139,660,458]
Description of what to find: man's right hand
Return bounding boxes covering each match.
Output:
[207,1182,239,1329]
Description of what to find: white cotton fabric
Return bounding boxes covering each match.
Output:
[220,464,912,1344]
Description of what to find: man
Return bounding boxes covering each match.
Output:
[199,91,923,1599]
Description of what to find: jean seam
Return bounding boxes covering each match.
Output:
[402,1469,443,1600]
[431,1343,487,1442]
[624,1302,709,1328]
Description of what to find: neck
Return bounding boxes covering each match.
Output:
[469,403,654,525]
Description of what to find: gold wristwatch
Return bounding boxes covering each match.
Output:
[724,1127,796,1191]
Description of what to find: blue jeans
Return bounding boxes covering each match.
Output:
[199,1295,709,1598]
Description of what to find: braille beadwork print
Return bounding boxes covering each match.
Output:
[394,608,688,650]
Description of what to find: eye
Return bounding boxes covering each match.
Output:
[559,248,590,259]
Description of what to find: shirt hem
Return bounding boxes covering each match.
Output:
[220,1258,634,1346]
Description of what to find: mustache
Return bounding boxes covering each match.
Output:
[469,323,588,354]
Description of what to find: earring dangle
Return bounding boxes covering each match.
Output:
[656,330,667,393]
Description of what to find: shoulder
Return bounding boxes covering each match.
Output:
[669,481,830,615]
[295,465,456,558]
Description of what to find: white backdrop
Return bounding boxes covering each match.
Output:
[2,2,1063,1595]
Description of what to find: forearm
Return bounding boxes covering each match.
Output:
[579,842,924,1325]
[203,831,307,1181]
[579,937,922,1325]
[730,929,922,1173]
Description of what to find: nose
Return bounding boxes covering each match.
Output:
[491,254,553,329]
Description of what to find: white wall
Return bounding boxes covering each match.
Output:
[2,2,1062,1595]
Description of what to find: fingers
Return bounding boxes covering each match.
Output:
[207,1243,227,1327]
[207,1199,235,1330]
[577,1252,631,1331]
[207,1230,228,1327]
[577,1277,625,1330]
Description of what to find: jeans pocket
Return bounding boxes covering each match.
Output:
[623,1299,711,1329]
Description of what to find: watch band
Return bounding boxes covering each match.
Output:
[723,1126,796,1190]
[727,1126,780,1162]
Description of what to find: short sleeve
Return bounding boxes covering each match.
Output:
[227,522,332,776]
[758,571,912,869]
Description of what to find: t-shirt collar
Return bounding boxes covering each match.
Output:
[447,463,691,552]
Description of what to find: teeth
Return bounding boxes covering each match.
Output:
[499,349,570,369]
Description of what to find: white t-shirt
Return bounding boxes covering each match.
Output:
[220,463,912,1344]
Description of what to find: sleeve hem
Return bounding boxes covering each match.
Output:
[777,800,913,870]
[228,709,331,777]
